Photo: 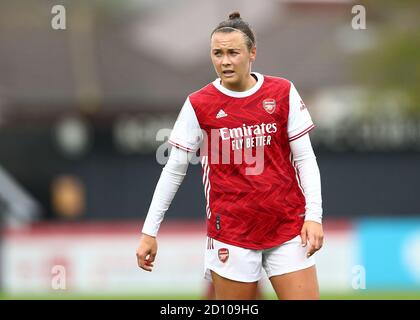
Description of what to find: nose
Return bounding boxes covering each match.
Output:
[221,54,231,66]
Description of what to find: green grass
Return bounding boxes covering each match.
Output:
[320,291,420,300]
[0,292,199,300]
[1,291,419,300]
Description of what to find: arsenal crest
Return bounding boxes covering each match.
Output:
[218,248,229,263]
[263,98,276,114]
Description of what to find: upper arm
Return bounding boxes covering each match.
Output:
[168,97,203,153]
[287,83,315,142]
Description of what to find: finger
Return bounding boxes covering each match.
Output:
[136,252,144,267]
[318,234,324,248]
[147,252,157,263]
[137,252,152,271]
[145,254,155,267]
[300,229,308,247]
[141,261,153,272]
[306,234,316,257]
[307,243,315,257]
[144,253,156,271]
[314,234,323,251]
[142,266,152,272]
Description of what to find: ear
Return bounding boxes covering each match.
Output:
[249,46,257,63]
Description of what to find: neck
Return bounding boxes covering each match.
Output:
[222,73,257,92]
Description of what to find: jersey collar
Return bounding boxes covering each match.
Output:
[212,72,264,98]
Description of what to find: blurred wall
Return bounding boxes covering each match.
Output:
[0,0,418,222]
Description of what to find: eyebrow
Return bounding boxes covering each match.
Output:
[212,48,241,52]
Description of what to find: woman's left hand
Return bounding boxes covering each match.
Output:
[300,221,324,258]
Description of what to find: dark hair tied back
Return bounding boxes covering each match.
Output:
[211,11,256,50]
[229,11,241,20]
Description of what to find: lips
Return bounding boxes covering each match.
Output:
[222,70,235,77]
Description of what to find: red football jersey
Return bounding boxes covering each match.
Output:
[169,73,315,249]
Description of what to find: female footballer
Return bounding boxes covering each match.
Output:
[137,12,324,300]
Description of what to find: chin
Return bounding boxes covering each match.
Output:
[222,76,239,85]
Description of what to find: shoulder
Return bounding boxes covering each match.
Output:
[262,74,292,91]
[189,82,218,100]
[188,81,221,111]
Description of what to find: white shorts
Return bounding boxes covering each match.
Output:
[204,235,316,283]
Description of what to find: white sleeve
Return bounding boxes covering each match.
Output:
[141,147,193,237]
[289,134,323,224]
[169,97,203,152]
[288,83,316,142]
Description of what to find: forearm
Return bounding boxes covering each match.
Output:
[290,134,323,223]
[142,147,192,236]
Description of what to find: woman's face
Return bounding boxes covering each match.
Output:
[210,31,256,90]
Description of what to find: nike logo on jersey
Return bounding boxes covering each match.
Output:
[216,109,228,119]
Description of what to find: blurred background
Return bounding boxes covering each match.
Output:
[0,0,419,299]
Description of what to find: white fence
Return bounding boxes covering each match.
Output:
[1,220,356,296]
